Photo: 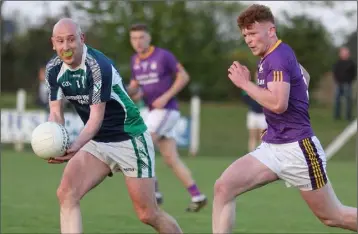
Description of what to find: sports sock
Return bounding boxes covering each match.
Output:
[187,183,201,197]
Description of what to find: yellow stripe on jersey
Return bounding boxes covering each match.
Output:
[273,71,283,82]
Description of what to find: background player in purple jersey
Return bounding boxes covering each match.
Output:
[212,4,357,233]
[126,24,207,212]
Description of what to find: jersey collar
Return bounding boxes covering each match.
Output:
[262,39,282,59]
[137,45,155,60]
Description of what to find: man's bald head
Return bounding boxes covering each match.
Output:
[52,18,82,37]
[51,18,85,68]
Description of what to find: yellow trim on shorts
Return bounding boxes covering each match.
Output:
[302,138,325,189]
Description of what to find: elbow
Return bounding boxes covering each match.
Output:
[183,74,190,84]
[85,120,102,138]
[131,92,143,102]
[272,103,288,114]
[88,116,104,132]
[90,116,103,127]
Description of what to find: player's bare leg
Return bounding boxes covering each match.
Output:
[248,129,261,152]
[152,132,207,212]
[212,155,278,234]
[125,177,183,233]
[156,137,194,188]
[57,151,111,234]
[300,181,357,231]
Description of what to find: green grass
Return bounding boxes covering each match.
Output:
[1,102,356,233]
[0,92,37,109]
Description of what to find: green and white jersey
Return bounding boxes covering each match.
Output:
[45,45,147,142]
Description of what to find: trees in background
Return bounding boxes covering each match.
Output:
[278,14,336,91]
[2,1,352,102]
[1,16,57,92]
[345,31,357,63]
[70,1,246,100]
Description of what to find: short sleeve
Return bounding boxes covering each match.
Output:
[87,59,112,105]
[164,51,181,75]
[266,60,291,84]
[45,65,63,101]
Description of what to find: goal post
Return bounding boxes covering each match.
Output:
[14,89,26,152]
[189,83,201,156]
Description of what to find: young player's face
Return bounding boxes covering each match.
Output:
[241,22,271,57]
[52,25,84,67]
[130,31,151,54]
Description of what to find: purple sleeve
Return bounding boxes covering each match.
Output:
[165,51,181,75]
[266,58,291,84]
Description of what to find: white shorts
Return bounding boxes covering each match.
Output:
[80,131,155,178]
[250,136,328,191]
[247,111,267,129]
[143,109,180,138]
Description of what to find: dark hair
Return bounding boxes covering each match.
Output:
[237,4,275,30]
[130,23,150,33]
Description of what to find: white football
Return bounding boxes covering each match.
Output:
[31,122,70,159]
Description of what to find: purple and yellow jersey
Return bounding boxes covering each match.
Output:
[130,46,180,110]
[257,40,314,144]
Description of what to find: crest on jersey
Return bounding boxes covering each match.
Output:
[150,61,157,70]
[134,64,140,70]
[258,63,264,73]
[93,83,102,93]
[141,61,148,71]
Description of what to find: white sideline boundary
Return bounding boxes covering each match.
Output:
[324,119,357,161]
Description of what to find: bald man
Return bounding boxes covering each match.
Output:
[45,18,182,234]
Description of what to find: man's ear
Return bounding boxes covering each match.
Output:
[80,33,85,43]
[51,37,56,50]
[147,32,152,44]
[268,26,276,38]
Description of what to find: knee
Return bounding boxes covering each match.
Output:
[56,181,79,207]
[137,207,159,225]
[318,217,339,228]
[163,154,177,168]
[161,150,179,168]
[316,210,341,228]
[214,178,231,200]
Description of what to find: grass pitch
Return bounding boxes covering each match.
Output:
[1,103,356,233]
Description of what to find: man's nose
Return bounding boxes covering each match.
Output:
[63,41,70,51]
[245,37,252,45]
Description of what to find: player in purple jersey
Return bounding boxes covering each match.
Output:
[212,5,357,233]
[126,24,207,212]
